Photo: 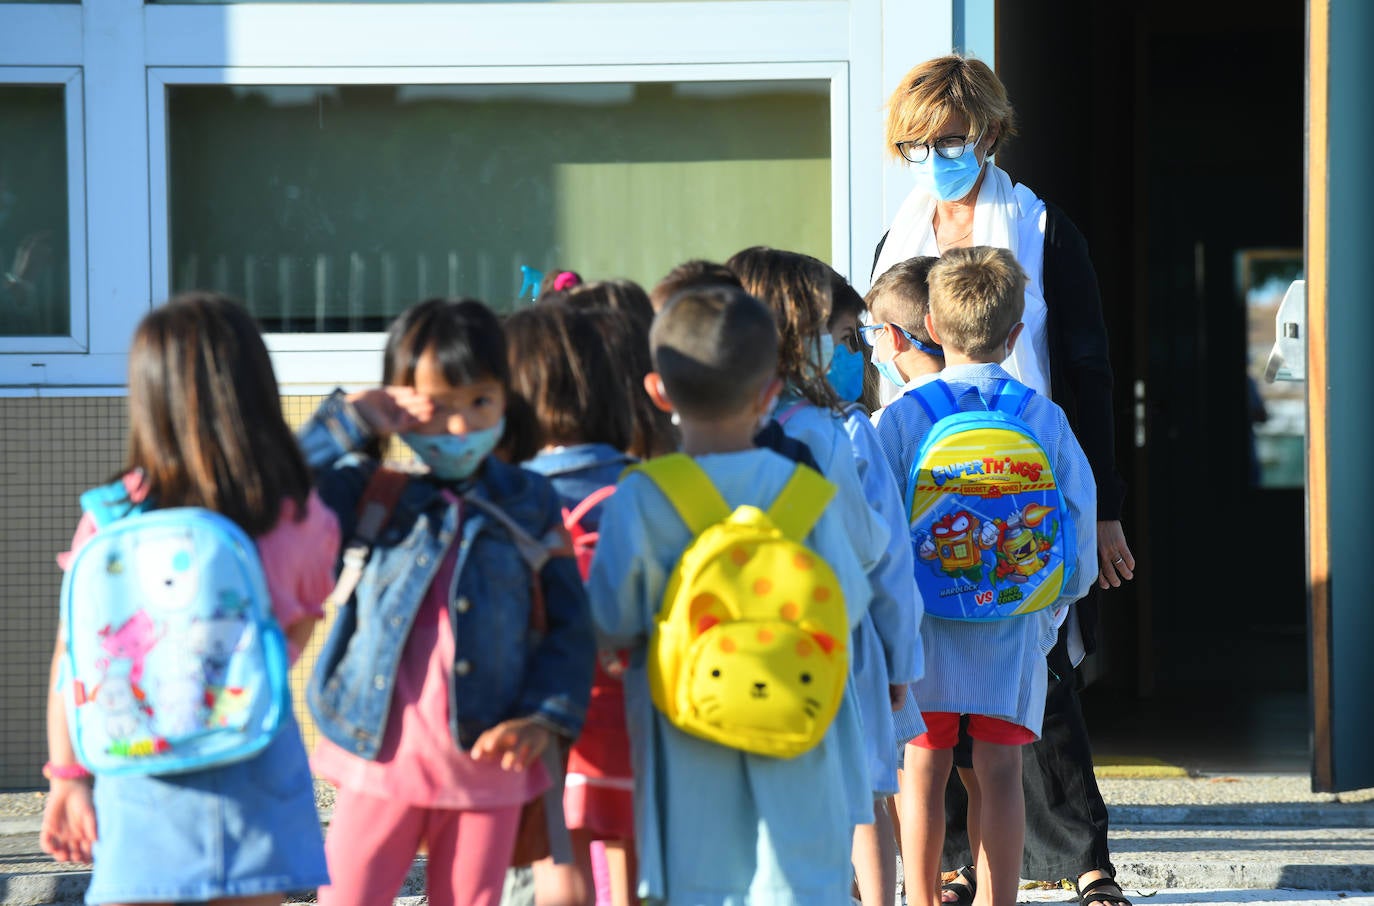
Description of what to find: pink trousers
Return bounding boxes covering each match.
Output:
[318,788,522,906]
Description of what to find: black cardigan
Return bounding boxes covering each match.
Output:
[871,202,1127,521]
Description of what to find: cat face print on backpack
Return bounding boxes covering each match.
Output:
[637,454,851,759]
[683,592,843,739]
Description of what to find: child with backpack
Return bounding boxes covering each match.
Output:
[505,303,639,906]
[731,247,921,906]
[587,285,874,904]
[40,292,336,905]
[870,247,1097,906]
[299,298,596,906]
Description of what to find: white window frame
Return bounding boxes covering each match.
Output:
[0,0,971,393]
[149,61,849,388]
[0,67,88,356]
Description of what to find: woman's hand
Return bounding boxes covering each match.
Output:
[470,717,554,772]
[345,387,435,435]
[1096,520,1136,589]
[40,777,97,864]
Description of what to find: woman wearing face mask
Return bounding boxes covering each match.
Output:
[871,55,1134,906]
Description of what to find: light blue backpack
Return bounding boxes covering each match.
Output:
[59,482,289,776]
[905,379,1076,621]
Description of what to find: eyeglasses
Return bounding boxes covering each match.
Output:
[858,323,943,356]
[894,133,979,165]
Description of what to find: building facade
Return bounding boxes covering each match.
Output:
[0,0,992,788]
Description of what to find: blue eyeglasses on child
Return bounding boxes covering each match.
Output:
[857,323,944,357]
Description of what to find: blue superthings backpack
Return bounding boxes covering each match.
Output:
[59,482,289,776]
[905,379,1075,621]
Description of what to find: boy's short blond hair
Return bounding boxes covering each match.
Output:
[927,246,1027,358]
[650,285,778,420]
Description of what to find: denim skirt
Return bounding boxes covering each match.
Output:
[85,712,328,904]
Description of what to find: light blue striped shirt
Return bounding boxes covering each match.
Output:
[870,363,1097,735]
[588,449,874,905]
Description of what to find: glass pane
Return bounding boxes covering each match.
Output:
[0,86,70,337]
[168,81,831,332]
[1241,250,1305,489]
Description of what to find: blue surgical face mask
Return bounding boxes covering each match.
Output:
[827,343,865,401]
[912,139,986,202]
[401,419,505,481]
[872,355,906,389]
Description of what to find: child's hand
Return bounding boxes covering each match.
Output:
[470,717,554,772]
[346,387,435,435]
[888,683,908,711]
[40,778,97,864]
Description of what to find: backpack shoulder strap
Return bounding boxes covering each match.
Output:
[906,380,961,423]
[629,453,731,536]
[354,467,410,544]
[324,465,410,610]
[775,401,808,427]
[565,485,617,530]
[987,379,1035,418]
[765,465,836,542]
[79,480,143,529]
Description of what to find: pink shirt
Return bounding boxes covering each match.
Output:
[57,474,341,666]
[311,500,549,809]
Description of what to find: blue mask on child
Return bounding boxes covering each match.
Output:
[826,344,865,401]
[872,356,906,389]
[400,420,505,481]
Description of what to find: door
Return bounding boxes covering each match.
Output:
[1308,0,1374,793]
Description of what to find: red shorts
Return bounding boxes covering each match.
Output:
[910,712,1035,749]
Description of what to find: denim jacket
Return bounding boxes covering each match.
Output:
[300,391,595,759]
[524,443,634,530]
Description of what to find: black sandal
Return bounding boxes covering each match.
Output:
[939,865,977,906]
[1076,876,1132,906]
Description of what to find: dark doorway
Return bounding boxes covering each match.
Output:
[994,0,1308,770]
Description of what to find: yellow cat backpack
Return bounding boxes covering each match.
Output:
[632,454,849,759]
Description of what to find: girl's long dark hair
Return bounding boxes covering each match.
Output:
[373,297,541,461]
[125,291,311,535]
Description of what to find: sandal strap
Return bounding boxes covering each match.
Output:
[939,865,977,906]
[1077,876,1132,906]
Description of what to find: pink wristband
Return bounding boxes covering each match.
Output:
[43,761,92,781]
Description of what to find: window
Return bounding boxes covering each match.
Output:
[0,85,71,338]
[165,80,831,332]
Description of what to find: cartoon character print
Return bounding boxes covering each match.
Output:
[683,581,844,739]
[155,661,210,739]
[134,529,200,612]
[917,510,995,583]
[206,686,254,729]
[95,609,164,692]
[186,605,252,688]
[985,503,1057,584]
[95,673,152,743]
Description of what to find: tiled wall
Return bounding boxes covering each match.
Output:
[0,394,332,790]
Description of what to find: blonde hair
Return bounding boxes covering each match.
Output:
[927,246,1027,359]
[884,55,1017,161]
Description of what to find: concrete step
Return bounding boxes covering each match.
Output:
[1110,824,1374,892]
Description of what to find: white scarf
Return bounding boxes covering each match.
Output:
[873,163,1051,402]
